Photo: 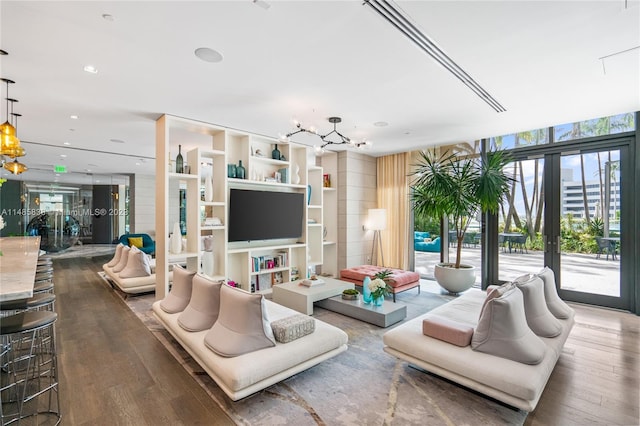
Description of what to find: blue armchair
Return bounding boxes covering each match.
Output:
[118,233,155,255]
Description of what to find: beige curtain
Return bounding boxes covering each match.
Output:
[376,152,411,270]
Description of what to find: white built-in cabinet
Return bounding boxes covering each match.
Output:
[155,114,337,300]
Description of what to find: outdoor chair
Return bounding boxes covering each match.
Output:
[595,237,616,260]
[512,234,528,253]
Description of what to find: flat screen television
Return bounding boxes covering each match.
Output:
[228,189,304,242]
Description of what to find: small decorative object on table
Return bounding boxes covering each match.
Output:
[362,276,372,304]
[341,289,359,300]
[369,277,391,306]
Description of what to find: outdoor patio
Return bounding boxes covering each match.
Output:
[415,247,620,297]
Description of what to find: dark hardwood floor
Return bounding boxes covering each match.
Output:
[51,256,639,425]
[53,256,235,425]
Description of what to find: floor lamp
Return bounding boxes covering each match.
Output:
[368,209,386,266]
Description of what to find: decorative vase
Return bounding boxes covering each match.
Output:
[293,164,300,184]
[362,276,372,304]
[272,144,281,160]
[175,145,183,173]
[202,250,215,276]
[307,185,312,205]
[204,176,213,202]
[373,295,384,306]
[227,163,236,178]
[236,160,246,179]
[170,222,182,254]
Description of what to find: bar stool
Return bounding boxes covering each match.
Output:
[0,311,61,425]
[0,294,56,317]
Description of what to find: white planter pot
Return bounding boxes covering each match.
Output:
[204,176,213,202]
[170,222,182,254]
[434,263,476,294]
[202,250,215,276]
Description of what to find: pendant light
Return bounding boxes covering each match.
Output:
[1,78,25,158]
[3,158,27,174]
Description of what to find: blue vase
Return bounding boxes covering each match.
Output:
[307,185,312,205]
[373,295,384,306]
[362,276,372,304]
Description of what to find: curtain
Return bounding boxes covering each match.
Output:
[376,152,411,270]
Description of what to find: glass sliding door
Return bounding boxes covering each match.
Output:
[556,148,623,302]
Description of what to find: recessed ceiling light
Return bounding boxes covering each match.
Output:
[70,115,78,120]
[55,174,60,177]
[85,169,91,172]
[60,154,67,158]
[109,138,125,144]
[194,47,223,63]
[63,142,71,146]
[374,121,389,127]
[95,180,101,183]
[102,14,114,21]
[135,162,141,166]
[83,65,98,74]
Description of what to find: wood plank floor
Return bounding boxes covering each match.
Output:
[51,256,639,425]
[53,256,235,425]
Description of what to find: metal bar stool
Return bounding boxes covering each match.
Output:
[0,294,56,317]
[0,311,61,425]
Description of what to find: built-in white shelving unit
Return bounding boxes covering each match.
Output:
[155,114,335,299]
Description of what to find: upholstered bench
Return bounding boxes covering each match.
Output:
[339,265,420,302]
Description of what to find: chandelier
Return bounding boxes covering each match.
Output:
[280,116,371,155]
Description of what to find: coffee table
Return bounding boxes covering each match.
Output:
[315,296,407,327]
[272,277,354,315]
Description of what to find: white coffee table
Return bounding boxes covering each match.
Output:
[272,277,355,315]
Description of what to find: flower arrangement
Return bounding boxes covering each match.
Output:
[368,278,391,301]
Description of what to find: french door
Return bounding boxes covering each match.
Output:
[491,142,632,310]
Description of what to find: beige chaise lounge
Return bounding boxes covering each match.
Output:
[382,289,574,412]
[152,298,348,401]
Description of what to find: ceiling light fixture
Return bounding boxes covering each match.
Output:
[363,0,506,113]
[1,78,26,160]
[194,47,224,63]
[3,158,27,174]
[83,65,98,74]
[280,116,372,155]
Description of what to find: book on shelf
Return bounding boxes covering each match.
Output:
[251,252,288,273]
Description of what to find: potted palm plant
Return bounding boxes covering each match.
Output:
[411,148,513,293]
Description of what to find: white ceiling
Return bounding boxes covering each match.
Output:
[1,0,638,186]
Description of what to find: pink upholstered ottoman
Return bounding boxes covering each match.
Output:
[339,265,420,302]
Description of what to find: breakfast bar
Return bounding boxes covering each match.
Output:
[0,236,41,302]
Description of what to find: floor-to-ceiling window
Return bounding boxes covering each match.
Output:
[486,112,635,311]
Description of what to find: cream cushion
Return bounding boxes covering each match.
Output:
[111,245,130,273]
[118,246,152,279]
[471,286,546,364]
[204,285,276,357]
[178,274,221,332]
[513,274,562,338]
[107,243,125,267]
[537,267,573,319]
[160,265,196,314]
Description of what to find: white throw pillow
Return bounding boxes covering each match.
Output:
[513,274,562,338]
[107,243,125,267]
[204,285,276,357]
[111,245,131,273]
[118,246,152,279]
[178,274,222,332]
[471,286,546,365]
[537,267,573,319]
[159,265,196,314]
